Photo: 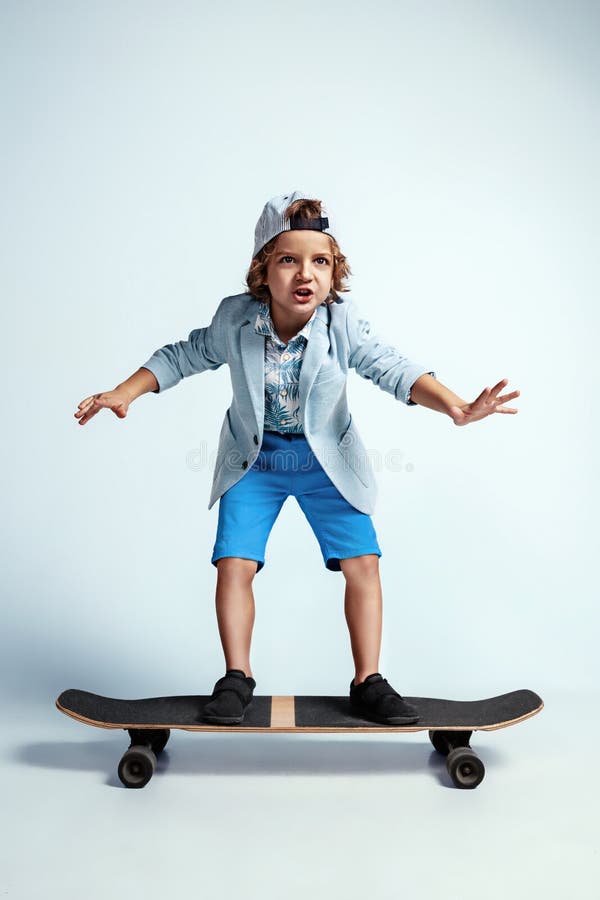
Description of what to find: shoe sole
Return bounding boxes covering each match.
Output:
[350,699,420,726]
[201,714,244,725]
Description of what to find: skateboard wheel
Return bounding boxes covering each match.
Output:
[118,745,157,789]
[428,730,472,756]
[446,747,485,789]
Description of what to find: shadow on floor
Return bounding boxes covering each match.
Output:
[16,732,505,789]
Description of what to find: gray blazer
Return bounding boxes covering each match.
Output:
[140,293,435,515]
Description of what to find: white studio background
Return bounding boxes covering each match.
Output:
[0,0,597,706]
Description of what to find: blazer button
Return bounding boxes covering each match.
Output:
[241,460,248,469]
[253,435,259,444]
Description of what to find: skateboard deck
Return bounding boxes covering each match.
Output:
[56,688,543,790]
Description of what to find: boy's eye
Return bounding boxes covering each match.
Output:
[279,256,330,264]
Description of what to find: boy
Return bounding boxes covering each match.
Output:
[75,191,519,726]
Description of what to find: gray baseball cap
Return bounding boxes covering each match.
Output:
[252,191,336,258]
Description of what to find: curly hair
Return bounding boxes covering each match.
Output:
[244,198,352,304]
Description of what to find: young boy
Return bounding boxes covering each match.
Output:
[74,191,519,726]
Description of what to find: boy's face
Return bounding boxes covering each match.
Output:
[262,230,334,325]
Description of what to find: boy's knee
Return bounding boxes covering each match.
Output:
[215,556,259,582]
[339,553,380,581]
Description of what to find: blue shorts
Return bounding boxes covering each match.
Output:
[211,431,382,574]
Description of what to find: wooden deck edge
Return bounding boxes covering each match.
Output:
[476,700,544,732]
[56,700,118,730]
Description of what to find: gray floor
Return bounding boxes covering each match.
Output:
[2,687,597,900]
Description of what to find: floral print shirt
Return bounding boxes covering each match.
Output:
[254,300,318,433]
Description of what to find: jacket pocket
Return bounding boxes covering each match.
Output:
[225,408,237,442]
[336,416,369,487]
[214,410,244,478]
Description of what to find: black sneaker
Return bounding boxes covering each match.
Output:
[349,673,419,725]
[201,669,256,725]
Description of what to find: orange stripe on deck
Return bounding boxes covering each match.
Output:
[270,696,295,728]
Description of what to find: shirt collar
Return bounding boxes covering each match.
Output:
[254,300,318,347]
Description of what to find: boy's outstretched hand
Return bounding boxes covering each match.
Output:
[448,378,520,426]
[74,388,131,426]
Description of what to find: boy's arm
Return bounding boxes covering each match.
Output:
[345,301,436,406]
[75,365,159,426]
[117,366,159,402]
[409,373,468,415]
[75,298,229,425]
[140,297,229,394]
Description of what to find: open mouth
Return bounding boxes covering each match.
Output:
[293,288,313,301]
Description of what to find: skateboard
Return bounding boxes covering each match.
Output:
[56,688,542,789]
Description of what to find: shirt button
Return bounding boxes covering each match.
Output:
[280,389,287,397]
[253,435,259,444]
[280,419,285,425]
[282,353,290,361]
[241,460,248,469]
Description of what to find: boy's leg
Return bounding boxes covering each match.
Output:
[215,557,258,678]
[290,442,418,724]
[341,553,419,724]
[203,557,259,724]
[291,441,383,681]
[339,554,383,685]
[210,432,292,680]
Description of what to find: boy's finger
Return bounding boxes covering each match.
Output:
[75,405,94,417]
[79,408,97,425]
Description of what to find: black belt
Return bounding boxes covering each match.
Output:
[264,430,306,439]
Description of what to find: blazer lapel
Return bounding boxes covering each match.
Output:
[298,302,330,424]
[240,304,265,430]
